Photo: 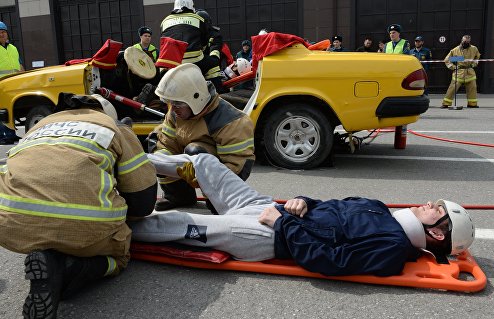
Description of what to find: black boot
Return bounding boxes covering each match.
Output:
[23,250,65,319]
[61,255,108,300]
[155,179,197,211]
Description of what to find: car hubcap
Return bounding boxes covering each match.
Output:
[274,116,320,162]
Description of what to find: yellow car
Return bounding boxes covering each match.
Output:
[0,43,428,169]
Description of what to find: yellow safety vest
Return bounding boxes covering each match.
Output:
[0,43,21,76]
[385,39,405,54]
[133,43,158,62]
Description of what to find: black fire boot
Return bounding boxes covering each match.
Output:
[60,255,109,300]
[23,250,65,319]
[155,179,197,211]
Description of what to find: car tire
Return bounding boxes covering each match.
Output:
[25,105,53,131]
[263,103,333,169]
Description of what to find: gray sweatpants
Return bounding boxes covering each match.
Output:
[130,153,276,261]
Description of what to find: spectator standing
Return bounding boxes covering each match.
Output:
[236,40,252,61]
[384,24,410,54]
[356,37,373,52]
[410,36,432,94]
[441,35,481,108]
[0,21,22,144]
[327,35,348,52]
[133,26,158,62]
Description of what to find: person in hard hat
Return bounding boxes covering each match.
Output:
[160,1,223,91]
[150,63,255,213]
[133,26,159,62]
[0,93,157,318]
[222,58,252,81]
[0,21,23,144]
[132,152,476,276]
[384,24,410,54]
[441,35,481,108]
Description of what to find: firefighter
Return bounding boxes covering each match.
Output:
[384,24,410,54]
[151,63,255,213]
[160,0,223,91]
[133,26,159,62]
[441,35,481,108]
[0,93,157,318]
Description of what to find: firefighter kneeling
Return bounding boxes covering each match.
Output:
[0,94,157,318]
[150,63,255,213]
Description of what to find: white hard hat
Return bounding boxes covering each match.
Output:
[90,94,118,121]
[124,47,156,80]
[436,200,475,255]
[224,65,237,79]
[174,0,194,11]
[259,29,268,35]
[154,63,211,115]
[236,58,251,75]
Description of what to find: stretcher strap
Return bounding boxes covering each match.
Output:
[130,242,487,293]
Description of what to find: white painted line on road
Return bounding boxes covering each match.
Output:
[336,154,494,163]
[476,229,494,240]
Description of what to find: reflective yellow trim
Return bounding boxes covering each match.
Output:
[158,176,179,184]
[443,98,453,103]
[118,152,150,175]
[0,193,127,221]
[217,138,254,154]
[210,50,220,59]
[105,256,117,276]
[156,58,181,66]
[161,124,176,138]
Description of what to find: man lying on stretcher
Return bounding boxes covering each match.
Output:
[130,153,475,277]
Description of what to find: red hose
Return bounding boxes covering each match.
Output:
[196,197,494,210]
[407,129,494,148]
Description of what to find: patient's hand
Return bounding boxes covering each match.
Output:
[258,206,281,228]
[284,198,308,217]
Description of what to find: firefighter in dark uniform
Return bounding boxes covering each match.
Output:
[160,0,223,91]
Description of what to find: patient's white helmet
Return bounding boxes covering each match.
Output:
[154,63,211,115]
[236,58,251,75]
[437,199,475,255]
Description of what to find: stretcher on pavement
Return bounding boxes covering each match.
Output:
[130,242,487,293]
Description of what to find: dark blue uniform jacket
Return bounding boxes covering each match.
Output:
[273,196,420,277]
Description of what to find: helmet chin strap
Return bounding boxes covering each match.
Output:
[422,214,450,239]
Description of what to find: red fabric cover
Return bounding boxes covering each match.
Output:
[221,43,234,65]
[91,39,123,70]
[155,37,189,69]
[251,32,309,72]
[64,58,91,66]
[130,242,230,264]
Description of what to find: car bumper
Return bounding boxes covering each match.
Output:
[375,95,429,118]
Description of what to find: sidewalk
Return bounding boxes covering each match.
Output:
[427,93,494,108]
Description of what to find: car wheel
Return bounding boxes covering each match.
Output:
[263,103,333,169]
[25,105,53,131]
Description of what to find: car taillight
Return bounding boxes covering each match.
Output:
[402,69,428,90]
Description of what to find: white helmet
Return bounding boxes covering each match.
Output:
[436,200,475,255]
[174,0,194,11]
[90,94,118,121]
[154,63,211,115]
[224,64,237,79]
[236,58,251,75]
[259,29,268,35]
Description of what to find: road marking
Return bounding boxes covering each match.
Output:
[476,229,494,240]
[336,154,494,163]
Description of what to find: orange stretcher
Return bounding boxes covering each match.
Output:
[130,242,487,293]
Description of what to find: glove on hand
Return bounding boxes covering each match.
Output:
[177,162,199,188]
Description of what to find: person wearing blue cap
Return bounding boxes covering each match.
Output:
[384,24,410,54]
[0,21,23,144]
[410,36,432,94]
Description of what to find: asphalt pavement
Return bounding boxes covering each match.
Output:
[0,93,493,318]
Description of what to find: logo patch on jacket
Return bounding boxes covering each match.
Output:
[185,224,207,243]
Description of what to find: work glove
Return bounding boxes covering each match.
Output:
[177,162,199,188]
[136,83,157,105]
